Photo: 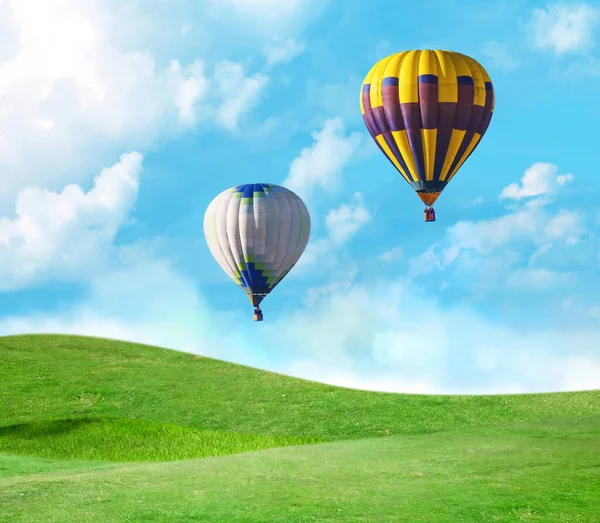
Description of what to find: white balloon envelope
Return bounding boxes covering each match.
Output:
[203,183,311,321]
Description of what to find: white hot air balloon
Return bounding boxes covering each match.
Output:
[204,183,311,321]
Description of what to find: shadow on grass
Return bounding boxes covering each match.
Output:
[0,419,97,438]
[0,417,325,462]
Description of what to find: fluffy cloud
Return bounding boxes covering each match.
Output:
[413,205,584,278]
[212,61,268,131]
[0,254,214,357]
[0,152,142,290]
[500,162,573,200]
[268,282,600,393]
[378,246,403,263]
[168,60,209,126]
[0,0,267,209]
[409,163,588,297]
[529,3,600,55]
[505,267,574,290]
[442,207,582,261]
[5,252,599,394]
[0,162,596,394]
[282,117,363,200]
[294,193,370,274]
[325,192,371,246]
[264,39,306,68]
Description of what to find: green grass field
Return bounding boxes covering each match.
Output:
[1,334,599,522]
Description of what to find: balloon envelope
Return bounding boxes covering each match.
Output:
[204,183,311,309]
[360,49,494,209]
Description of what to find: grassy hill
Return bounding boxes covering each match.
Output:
[1,334,599,522]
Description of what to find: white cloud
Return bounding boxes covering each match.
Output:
[529,3,600,55]
[506,268,573,290]
[212,60,268,131]
[265,282,600,394]
[293,193,370,276]
[482,41,519,72]
[427,207,584,269]
[500,162,573,200]
[0,0,268,209]
[282,117,363,200]
[0,254,214,356]
[168,59,209,126]
[2,235,599,395]
[0,152,142,290]
[325,192,370,246]
[527,243,552,267]
[264,38,306,68]
[409,163,586,285]
[378,246,403,263]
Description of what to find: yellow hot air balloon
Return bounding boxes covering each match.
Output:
[360,50,495,222]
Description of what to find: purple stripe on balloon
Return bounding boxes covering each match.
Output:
[400,102,425,181]
[433,102,457,180]
[458,83,474,105]
[454,83,474,130]
[466,105,484,134]
[445,80,494,181]
[382,77,399,87]
[400,102,421,134]
[478,84,494,135]
[418,74,438,84]
[361,92,380,138]
[382,85,404,131]
[361,86,411,180]
[457,76,474,86]
[419,82,438,130]
[438,102,456,129]
[381,131,413,181]
[363,84,371,93]
[362,112,378,139]
[479,109,493,136]
[433,128,453,179]
[373,106,391,134]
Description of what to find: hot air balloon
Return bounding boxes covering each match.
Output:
[360,50,494,222]
[203,183,311,321]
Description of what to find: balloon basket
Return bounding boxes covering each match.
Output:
[424,208,436,222]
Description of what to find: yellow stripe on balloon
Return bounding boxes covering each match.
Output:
[382,51,409,82]
[419,49,438,76]
[391,130,419,182]
[369,57,391,109]
[399,50,420,103]
[461,54,485,107]
[422,128,438,181]
[447,133,482,181]
[433,50,458,103]
[447,52,472,79]
[376,135,412,183]
[439,129,466,181]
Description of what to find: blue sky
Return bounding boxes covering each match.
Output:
[1,0,599,393]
